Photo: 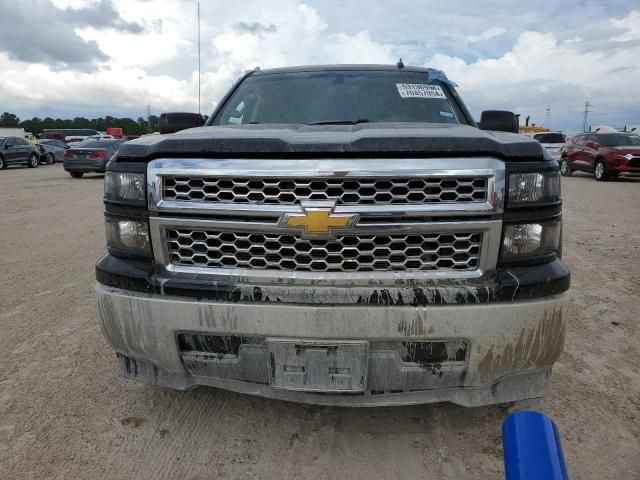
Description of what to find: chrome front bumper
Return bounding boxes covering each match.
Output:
[96,283,567,407]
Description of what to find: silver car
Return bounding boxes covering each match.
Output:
[533,132,567,160]
[37,139,68,164]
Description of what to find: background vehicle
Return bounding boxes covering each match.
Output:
[63,138,124,178]
[560,132,640,180]
[37,138,69,164]
[0,127,27,138]
[106,127,124,138]
[588,125,617,133]
[87,134,115,140]
[533,132,566,160]
[0,136,40,169]
[42,128,99,145]
[38,132,67,143]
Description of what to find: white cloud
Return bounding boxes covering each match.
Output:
[50,0,91,7]
[0,1,394,117]
[429,11,640,129]
[0,1,638,131]
[466,27,507,44]
[209,3,394,73]
[610,10,640,41]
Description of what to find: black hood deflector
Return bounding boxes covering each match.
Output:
[117,123,543,161]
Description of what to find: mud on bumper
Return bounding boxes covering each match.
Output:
[96,283,567,407]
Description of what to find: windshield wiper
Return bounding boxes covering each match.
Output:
[305,119,370,125]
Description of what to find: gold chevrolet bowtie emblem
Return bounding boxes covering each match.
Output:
[282,207,358,237]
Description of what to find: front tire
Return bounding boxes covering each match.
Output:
[0,156,5,170]
[560,158,572,176]
[27,153,39,168]
[69,171,84,178]
[594,159,608,181]
[45,153,55,165]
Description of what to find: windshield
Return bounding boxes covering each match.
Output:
[534,133,565,143]
[215,71,467,126]
[598,134,640,147]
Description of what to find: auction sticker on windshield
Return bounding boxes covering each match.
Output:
[396,83,447,99]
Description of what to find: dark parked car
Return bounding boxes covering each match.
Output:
[0,136,40,169]
[63,138,124,178]
[560,132,640,180]
[37,139,69,164]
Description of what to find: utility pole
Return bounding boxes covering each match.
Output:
[544,106,551,130]
[197,1,201,116]
[147,104,151,133]
[582,101,592,132]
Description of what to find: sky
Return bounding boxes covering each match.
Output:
[0,0,638,131]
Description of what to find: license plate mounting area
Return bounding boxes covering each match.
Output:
[267,340,368,393]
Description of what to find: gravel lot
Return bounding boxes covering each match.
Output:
[1,164,639,479]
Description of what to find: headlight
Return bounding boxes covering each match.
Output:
[104,172,145,204]
[500,220,561,261]
[507,172,560,206]
[105,217,151,256]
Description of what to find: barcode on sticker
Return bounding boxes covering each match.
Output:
[396,83,447,99]
[440,111,454,118]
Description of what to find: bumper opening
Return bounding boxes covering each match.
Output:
[176,333,467,364]
[175,333,470,393]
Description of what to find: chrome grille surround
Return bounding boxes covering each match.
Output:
[166,229,483,272]
[162,176,488,205]
[148,158,506,286]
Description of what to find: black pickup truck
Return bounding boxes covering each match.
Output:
[96,64,569,407]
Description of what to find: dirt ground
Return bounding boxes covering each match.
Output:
[0,164,639,479]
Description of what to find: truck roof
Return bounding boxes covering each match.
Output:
[250,64,433,76]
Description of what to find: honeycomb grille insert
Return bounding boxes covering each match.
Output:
[162,176,488,205]
[166,230,483,272]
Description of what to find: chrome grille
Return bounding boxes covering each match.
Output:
[162,176,488,205]
[166,229,483,272]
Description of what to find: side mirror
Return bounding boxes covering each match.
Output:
[4,143,12,149]
[64,145,70,149]
[159,112,205,134]
[478,110,519,133]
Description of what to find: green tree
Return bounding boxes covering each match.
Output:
[3,111,166,137]
[149,115,159,133]
[0,112,21,127]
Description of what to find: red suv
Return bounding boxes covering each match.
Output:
[560,133,640,180]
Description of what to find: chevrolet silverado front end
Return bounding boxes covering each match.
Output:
[96,65,569,406]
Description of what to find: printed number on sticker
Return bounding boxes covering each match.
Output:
[396,83,447,99]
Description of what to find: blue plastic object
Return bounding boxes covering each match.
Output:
[502,411,569,480]
[426,69,459,88]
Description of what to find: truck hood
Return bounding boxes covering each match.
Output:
[118,123,544,161]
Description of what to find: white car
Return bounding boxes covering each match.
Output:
[533,132,567,159]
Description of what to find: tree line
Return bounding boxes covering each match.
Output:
[0,111,160,136]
